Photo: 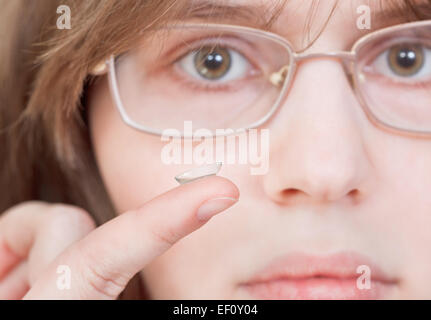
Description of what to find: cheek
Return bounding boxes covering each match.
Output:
[86,78,252,298]
[368,137,431,281]
[86,74,431,298]
[373,137,431,206]
[87,76,181,212]
[86,76,254,294]
[86,76,252,212]
[374,136,431,228]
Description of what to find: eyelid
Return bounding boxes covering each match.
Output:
[352,20,431,50]
[138,28,269,73]
[364,47,431,85]
[361,36,431,66]
[168,35,265,73]
[159,31,258,59]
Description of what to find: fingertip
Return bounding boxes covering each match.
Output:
[181,175,240,200]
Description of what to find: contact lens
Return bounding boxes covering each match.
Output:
[175,162,222,184]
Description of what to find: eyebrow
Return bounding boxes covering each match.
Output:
[378,0,431,21]
[177,0,431,28]
[177,0,286,29]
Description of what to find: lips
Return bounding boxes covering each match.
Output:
[240,252,398,299]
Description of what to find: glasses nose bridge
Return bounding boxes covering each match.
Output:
[286,51,357,88]
[268,51,356,89]
[293,51,355,63]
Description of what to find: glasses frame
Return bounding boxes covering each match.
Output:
[101,20,431,139]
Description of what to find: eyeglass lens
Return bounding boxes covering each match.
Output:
[112,23,431,135]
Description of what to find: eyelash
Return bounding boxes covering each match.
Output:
[363,38,431,84]
[168,66,260,93]
[150,29,431,93]
[158,36,262,92]
[362,72,431,90]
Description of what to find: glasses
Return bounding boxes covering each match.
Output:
[98,20,431,138]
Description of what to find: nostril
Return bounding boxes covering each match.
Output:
[347,189,361,205]
[263,182,308,205]
[275,188,305,204]
[281,188,302,197]
[277,188,361,205]
[348,189,359,196]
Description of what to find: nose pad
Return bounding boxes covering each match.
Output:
[262,59,371,206]
[270,65,290,87]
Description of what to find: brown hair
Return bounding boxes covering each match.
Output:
[1,0,431,299]
[2,0,430,223]
[0,0,191,224]
[0,1,194,298]
[0,0,293,225]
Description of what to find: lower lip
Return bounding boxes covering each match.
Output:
[242,277,389,300]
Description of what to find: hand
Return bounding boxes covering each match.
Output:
[0,176,239,299]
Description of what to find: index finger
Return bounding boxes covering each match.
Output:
[24,175,239,299]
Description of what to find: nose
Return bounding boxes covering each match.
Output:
[263,59,372,206]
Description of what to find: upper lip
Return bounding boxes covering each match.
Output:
[242,251,398,285]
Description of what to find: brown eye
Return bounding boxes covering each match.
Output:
[194,46,231,80]
[387,44,424,77]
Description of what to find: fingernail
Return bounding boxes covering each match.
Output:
[196,197,238,221]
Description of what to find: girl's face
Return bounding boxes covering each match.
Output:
[88,0,431,299]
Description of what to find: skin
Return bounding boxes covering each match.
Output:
[1,0,431,299]
[89,0,431,298]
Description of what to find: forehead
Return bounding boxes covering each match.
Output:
[180,0,431,50]
[183,0,430,26]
